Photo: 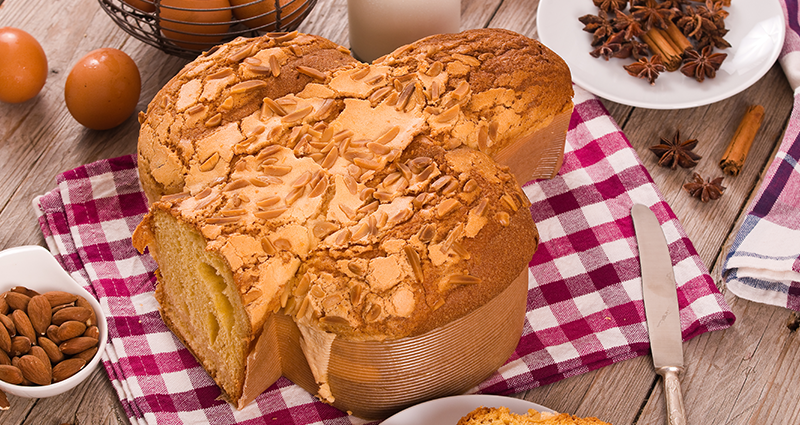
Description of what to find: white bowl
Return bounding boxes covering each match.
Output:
[0,245,108,398]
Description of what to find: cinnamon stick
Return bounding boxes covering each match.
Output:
[665,21,692,54]
[719,104,765,176]
[642,29,682,71]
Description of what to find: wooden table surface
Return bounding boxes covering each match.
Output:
[1,0,799,423]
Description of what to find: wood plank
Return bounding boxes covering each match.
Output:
[488,0,539,38]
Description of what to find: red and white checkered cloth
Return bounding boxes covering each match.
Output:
[33,86,734,425]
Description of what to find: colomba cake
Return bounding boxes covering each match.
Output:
[133,28,573,418]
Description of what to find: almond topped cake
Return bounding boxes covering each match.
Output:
[133,28,573,418]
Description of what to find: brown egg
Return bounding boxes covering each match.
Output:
[122,0,155,13]
[64,48,141,130]
[230,0,310,31]
[159,0,232,51]
[0,27,48,104]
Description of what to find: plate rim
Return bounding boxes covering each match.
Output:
[381,394,554,425]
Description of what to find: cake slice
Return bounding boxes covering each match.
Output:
[457,406,613,425]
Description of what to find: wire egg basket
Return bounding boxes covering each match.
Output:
[97,0,317,58]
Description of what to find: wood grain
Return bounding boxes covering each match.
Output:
[1,0,799,423]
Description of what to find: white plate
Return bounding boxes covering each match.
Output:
[381,394,554,424]
[537,0,785,109]
[0,245,108,398]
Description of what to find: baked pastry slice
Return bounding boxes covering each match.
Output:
[458,406,613,425]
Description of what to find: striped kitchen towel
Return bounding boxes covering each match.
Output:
[723,0,800,311]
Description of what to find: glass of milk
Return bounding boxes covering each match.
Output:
[347,0,461,62]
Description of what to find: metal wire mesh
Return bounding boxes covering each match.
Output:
[97,0,317,58]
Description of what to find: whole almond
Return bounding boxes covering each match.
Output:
[52,306,91,326]
[0,314,16,337]
[51,303,71,315]
[27,295,52,336]
[72,346,98,363]
[0,296,7,315]
[46,325,61,344]
[57,320,86,342]
[29,346,51,377]
[0,388,9,410]
[52,358,85,382]
[18,354,51,385]
[11,286,39,298]
[42,291,78,308]
[0,348,10,365]
[3,292,30,312]
[0,322,10,353]
[37,337,64,364]
[0,364,23,384]
[59,337,98,355]
[75,296,97,327]
[83,325,99,339]
[10,310,36,342]
[10,336,31,357]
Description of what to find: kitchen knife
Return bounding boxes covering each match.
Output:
[631,204,686,425]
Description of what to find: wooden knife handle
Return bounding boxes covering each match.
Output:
[657,366,686,425]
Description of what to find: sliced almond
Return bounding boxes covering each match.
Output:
[437,199,462,217]
[255,208,288,220]
[269,54,281,77]
[313,222,339,239]
[449,274,482,285]
[404,246,423,283]
[308,176,329,198]
[261,165,293,176]
[496,211,511,227]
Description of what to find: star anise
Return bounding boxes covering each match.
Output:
[660,0,691,10]
[680,46,727,82]
[697,0,729,29]
[593,0,628,14]
[613,10,646,40]
[631,0,675,31]
[696,27,731,50]
[591,31,626,60]
[579,12,616,46]
[649,130,702,168]
[676,5,717,39]
[624,54,666,85]
[615,39,651,59]
[683,173,725,202]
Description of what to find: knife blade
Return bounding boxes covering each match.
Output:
[631,204,686,425]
